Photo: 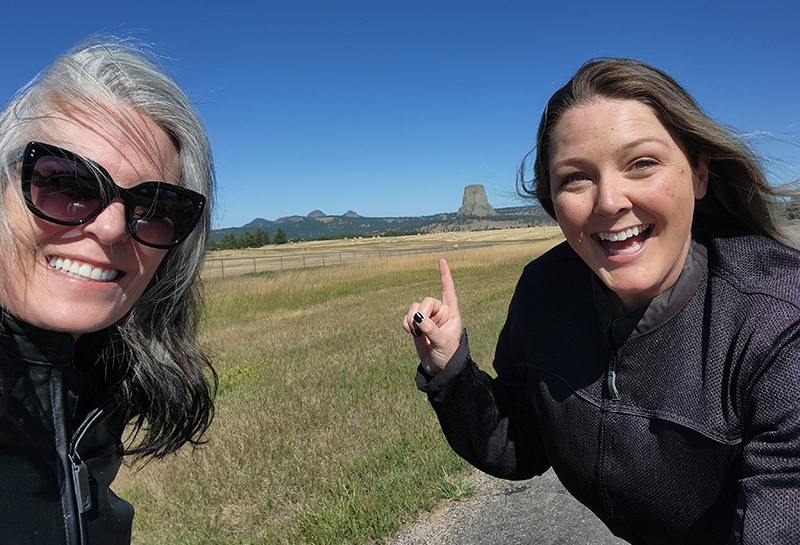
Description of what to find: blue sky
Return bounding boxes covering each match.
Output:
[2,1,798,229]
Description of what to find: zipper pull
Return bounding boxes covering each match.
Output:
[606,369,620,401]
[70,452,92,513]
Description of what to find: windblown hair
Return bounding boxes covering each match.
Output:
[519,57,790,241]
[0,39,216,458]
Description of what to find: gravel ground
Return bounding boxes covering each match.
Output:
[388,468,629,545]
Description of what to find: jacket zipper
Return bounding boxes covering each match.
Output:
[68,398,117,545]
[606,347,620,401]
[599,345,619,524]
[70,405,109,515]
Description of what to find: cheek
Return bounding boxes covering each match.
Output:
[134,248,169,284]
[553,195,588,236]
[651,180,696,225]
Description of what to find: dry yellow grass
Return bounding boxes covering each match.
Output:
[115,230,564,544]
[202,226,563,279]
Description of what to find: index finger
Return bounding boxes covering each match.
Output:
[439,258,459,310]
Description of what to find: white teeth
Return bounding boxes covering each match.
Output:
[608,241,644,255]
[598,225,648,242]
[48,256,119,282]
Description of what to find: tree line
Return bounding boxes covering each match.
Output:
[208,228,288,251]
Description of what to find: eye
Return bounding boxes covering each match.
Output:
[631,158,659,171]
[556,172,590,189]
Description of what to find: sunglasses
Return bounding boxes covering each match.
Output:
[20,141,205,249]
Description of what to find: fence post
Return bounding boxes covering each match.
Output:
[220,260,224,278]
[253,257,257,274]
[303,254,306,268]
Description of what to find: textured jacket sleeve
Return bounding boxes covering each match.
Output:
[415,329,550,480]
[733,332,800,544]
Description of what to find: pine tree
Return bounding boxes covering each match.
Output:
[241,232,258,248]
[220,233,238,250]
[274,227,288,244]
[255,228,270,246]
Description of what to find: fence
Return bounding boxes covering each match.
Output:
[202,244,489,279]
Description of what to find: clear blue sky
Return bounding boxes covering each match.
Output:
[2,0,798,229]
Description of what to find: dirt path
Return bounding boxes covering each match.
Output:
[389,469,629,545]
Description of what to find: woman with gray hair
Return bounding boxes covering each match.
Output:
[0,40,215,544]
[404,58,800,544]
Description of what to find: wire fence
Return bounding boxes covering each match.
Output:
[202,244,490,279]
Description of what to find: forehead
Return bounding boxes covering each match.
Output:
[551,98,669,151]
[37,103,180,186]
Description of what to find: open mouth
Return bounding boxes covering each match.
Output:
[48,256,120,282]
[595,225,653,256]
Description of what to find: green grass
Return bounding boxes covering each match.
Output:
[116,241,557,544]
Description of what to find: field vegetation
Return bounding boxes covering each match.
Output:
[202,225,562,279]
[116,228,564,544]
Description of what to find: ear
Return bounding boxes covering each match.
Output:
[693,154,709,200]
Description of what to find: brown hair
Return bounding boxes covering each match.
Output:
[519,58,788,240]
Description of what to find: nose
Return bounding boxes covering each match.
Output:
[594,177,632,218]
[82,201,130,246]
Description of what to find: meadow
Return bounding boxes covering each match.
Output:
[116,228,564,544]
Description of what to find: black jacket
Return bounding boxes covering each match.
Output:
[417,231,800,544]
[0,314,133,545]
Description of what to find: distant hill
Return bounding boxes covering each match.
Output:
[211,204,555,243]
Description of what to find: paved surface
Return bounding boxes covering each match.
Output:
[389,469,629,545]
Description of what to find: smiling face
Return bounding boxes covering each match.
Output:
[1,108,179,337]
[549,98,708,312]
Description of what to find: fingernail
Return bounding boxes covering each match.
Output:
[413,327,422,337]
[413,312,424,324]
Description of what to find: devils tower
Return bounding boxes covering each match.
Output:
[456,184,498,217]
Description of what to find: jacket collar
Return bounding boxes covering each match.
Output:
[0,311,77,366]
[592,239,708,346]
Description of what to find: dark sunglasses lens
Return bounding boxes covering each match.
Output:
[128,186,198,247]
[30,156,103,222]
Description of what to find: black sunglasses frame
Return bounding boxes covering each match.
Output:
[20,141,205,249]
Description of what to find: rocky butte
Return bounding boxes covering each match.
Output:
[456,184,498,217]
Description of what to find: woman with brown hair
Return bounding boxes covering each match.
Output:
[404,58,800,544]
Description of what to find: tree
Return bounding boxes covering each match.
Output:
[273,227,288,244]
[255,228,270,246]
[220,233,238,250]
[241,232,257,248]
[785,197,800,222]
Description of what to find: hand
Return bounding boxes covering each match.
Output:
[403,259,462,376]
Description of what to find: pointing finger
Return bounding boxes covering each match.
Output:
[439,259,459,311]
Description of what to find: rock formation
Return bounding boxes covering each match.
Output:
[456,184,498,217]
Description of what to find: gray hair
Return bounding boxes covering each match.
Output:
[0,39,216,457]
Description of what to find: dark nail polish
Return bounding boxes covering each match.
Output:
[413,327,422,337]
[413,312,424,324]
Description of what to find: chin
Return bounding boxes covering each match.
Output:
[21,307,123,336]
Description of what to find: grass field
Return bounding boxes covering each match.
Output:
[116,228,564,544]
[202,225,562,279]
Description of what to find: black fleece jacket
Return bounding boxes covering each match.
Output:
[417,230,800,544]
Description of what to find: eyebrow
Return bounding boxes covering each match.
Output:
[551,137,672,171]
[617,137,671,153]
